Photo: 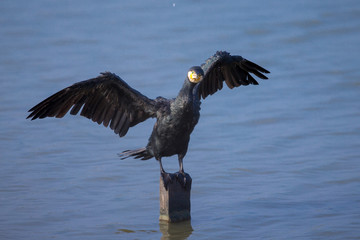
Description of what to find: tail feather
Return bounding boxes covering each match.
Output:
[118,147,153,160]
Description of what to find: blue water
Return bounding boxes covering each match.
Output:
[1,0,360,239]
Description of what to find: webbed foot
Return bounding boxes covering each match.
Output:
[175,171,192,190]
[161,171,175,190]
[160,171,192,190]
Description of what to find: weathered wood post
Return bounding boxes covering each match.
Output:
[159,173,192,222]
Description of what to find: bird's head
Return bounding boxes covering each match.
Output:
[187,66,204,83]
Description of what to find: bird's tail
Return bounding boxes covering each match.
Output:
[118,147,153,160]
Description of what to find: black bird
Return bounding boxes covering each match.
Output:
[27,51,269,187]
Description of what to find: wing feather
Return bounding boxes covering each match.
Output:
[197,51,270,99]
[103,105,115,128]
[229,66,243,86]
[27,72,161,137]
[210,71,217,94]
[120,114,131,137]
[222,66,236,89]
[246,72,259,85]
[92,98,106,124]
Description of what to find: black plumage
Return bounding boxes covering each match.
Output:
[27,51,269,185]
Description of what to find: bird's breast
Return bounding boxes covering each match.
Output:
[148,99,200,157]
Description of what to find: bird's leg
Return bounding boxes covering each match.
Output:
[178,155,185,174]
[159,157,173,190]
[176,155,191,188]
[159,157,166,174]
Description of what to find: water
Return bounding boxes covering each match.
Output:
[1,0,360,239]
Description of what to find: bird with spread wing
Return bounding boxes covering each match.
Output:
[27,51,270,188]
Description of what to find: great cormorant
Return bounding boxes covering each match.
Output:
[27,51,269,187]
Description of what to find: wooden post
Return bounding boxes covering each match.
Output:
[159,173,192,222]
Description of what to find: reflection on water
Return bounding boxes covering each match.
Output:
[116,228,158,235]
[115,221,193,240]
[160,220,193,240]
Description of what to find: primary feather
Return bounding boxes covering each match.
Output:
[198,51,269,99]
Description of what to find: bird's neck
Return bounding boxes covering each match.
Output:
[176,79,195,101]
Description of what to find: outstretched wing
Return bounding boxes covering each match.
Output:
[197,51,270,99]
[27,72,159,137]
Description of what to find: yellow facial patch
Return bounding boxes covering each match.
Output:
[187,70,202,83]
